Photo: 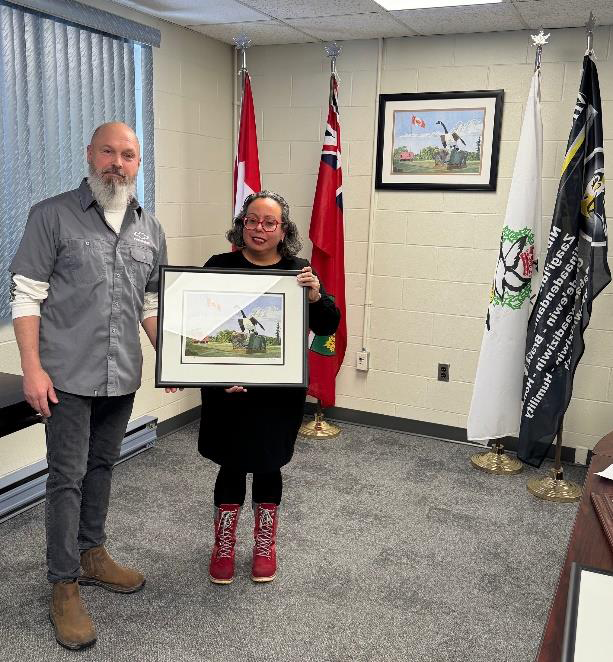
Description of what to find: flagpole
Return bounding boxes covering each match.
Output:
[299,42,343,441]
[524,15,599,503]
[470,29,551,476]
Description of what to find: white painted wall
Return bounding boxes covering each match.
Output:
[0,0,233,478]
[248,27,613,456]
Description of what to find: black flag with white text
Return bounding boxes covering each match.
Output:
[518,55,610,467]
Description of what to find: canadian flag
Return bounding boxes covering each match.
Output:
[411,114,425,128]
[233,73,261,217]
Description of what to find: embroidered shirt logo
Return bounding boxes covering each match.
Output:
[133,231,151,246]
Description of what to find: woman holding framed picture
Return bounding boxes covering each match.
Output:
[199,191,340,585]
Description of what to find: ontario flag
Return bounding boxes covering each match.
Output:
[307,74,347,408]
[233,73,261,217]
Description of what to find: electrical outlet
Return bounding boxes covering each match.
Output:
[438,363,450,382]
[356,350,370,371]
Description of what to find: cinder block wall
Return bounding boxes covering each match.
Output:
[249,27,613,460]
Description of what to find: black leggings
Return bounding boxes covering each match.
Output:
[214,466,283,506]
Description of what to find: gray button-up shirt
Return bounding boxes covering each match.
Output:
[10,178,167,397]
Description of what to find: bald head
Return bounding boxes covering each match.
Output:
[89,122,140,154]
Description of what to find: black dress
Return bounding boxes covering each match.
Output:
[198,251,341,472]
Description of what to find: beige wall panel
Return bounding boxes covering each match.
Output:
[155,91,200,134]
[432,314,484,351]
[350,70,377,106]
[417,66,488,94]
[157,167,200,204]
[572,364,612,401]
[345,273,366,306]
[262,107,321,141]
[454,30,529,66]
[344,209,370,243]
[368,338,400,373]
[344,241,368,275]
[379,68,418,94]
[344,176,372,209]
[436,248,497,284]
[473,214,503,250]
[251,74,292,109]
[373,211,407,244]
[347,141,374,177]
[290,142,322,175]
[370,276,403,309]
[565,399,613,437]
[291,71,332,107]
[369,308,433,344]
[425,379,473,415]
[385,36,454,69]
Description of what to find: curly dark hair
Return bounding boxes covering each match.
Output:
[226,190,303,258]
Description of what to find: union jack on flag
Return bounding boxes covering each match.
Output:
[307,74,347,408]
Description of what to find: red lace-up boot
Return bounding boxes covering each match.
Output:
[251,503,278,582]
[209,504,240,584]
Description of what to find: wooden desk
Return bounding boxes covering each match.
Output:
[535,433,613,662]
[0,372,39,437]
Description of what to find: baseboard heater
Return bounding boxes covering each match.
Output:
[0,415,157,523]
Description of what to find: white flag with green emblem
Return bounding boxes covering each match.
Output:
[467,71,543,442]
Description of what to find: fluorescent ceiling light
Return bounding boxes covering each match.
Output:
[377,0,502,9]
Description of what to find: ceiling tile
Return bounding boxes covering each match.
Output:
[512,0,613,30]
[285,13,414,41]
[191,21,317,45]
[239,0,385,19]
[110,0,269,25]
[392,4,526,36]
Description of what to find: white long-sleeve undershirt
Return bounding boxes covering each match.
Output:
[11,274,159,320]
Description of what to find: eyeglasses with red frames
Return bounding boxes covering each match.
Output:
[243,216,280,232]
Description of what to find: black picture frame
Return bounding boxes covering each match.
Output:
[375,89,504,191]
[562,561,613,661]
[155,266,308,388]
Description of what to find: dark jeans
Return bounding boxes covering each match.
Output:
[214,466,282,506]
[44,389,135,583]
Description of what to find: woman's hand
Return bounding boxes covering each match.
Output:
[225,385,248,393]
[297,266,321,303]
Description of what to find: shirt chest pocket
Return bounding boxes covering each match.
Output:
[127,246,154,289]
[68,239,106,285]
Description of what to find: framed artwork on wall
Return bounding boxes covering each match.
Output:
[155,266,308,388]
[375,89,504,191]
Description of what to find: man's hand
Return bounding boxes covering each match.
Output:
[23,367,58,418]
[225,385,247,393]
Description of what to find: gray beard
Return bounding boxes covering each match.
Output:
[87,164,136,210]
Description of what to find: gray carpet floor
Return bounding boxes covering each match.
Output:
[0,420,585,662]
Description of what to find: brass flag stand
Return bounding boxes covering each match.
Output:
[527,424,581,502]
[299,400,341,439]
[471,442,523,475]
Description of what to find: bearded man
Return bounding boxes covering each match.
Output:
[10,122,168,650]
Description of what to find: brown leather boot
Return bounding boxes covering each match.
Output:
[79,546,145,593]
[49,580,96,650]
